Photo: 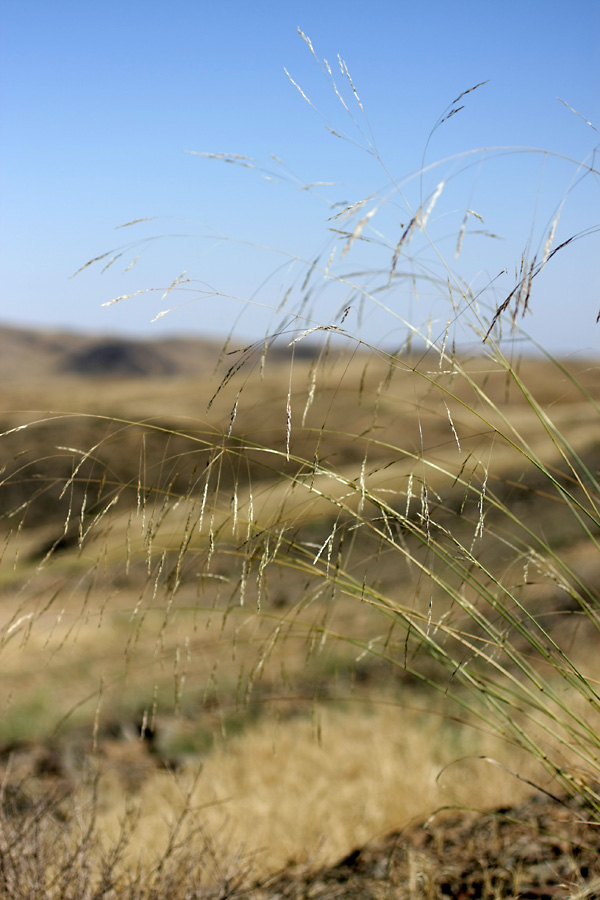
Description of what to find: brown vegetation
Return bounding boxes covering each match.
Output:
[2,324,600,896]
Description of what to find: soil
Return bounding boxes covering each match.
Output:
[247,792,600,900]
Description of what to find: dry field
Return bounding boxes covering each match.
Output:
[1,326,600,895]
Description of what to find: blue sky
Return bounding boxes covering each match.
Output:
[2,0,599,355]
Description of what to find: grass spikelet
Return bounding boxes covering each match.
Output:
[70,249,117,278]
[329,71,351,114]
[443,401,461,453]
[123,254,139,272]
[302,360,318,426]
[328,197,371,221]
[284,67,315,108]
[285,388,292,462]
[115,217,158,229]
[101,288,149,307]
[324,245,336,277]
[227,393,240,438]
[100,252,125,273]
[455,208,484,259]
[341,205,379,257]
[557,97,599,134]
[341,57,363,112]
[297,27,316,58]
[161,271,189,301]
[541,212,560,268]
[419,180,445,232]
[388,214,418,283]
[185,150,257,169]
[450,79,490,105]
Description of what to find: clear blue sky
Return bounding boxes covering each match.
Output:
[2,0,599,355]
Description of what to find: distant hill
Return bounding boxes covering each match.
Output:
[0,325,325,382]
[0,326,228,381]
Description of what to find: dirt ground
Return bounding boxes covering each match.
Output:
[247,791,600,900]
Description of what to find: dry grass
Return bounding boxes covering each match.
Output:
[86,703,541,878]
[1,31,600,897]
[2,345,600,893]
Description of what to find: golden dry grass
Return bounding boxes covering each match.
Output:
[87,703,541,878]
[2,339,600,886]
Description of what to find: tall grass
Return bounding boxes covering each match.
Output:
[2,29,600,890]
[141,35,600,805]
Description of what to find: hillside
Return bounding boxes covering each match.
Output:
[0,324,225,380]
[1,324,600,892]
[0,324,324,382]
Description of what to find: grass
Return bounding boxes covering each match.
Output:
[2,30,600,896]
[2,341,600,891]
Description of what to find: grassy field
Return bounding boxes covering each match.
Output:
[2,329,600,893]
